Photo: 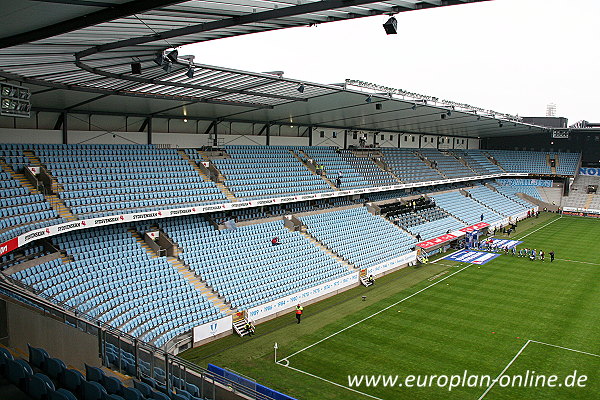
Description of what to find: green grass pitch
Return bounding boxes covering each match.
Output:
[181,213,600,399]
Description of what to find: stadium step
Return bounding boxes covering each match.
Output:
[483,151,507,172]
[46,194,77,221]
[298,229,356,272]
[0,160,40,194]
[215,181,237,201]
[165,256,235,316]
[413,150,448,179]
[293,150,339,190]
[22,150,67,193]
[359,275,373,287]
[448,151,478,174]
[232,318,252,337]
[177,149,211,182]
[584,194,594,209]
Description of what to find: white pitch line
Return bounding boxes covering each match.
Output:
[516,215,562,240]
[280,263,474,362]
[477,340,531,400]
[555,258,600,266]
[277,361,384,400]
[529,340,600,358]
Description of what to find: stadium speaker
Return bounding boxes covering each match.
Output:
[131,62,142,75]
[376,103,383,110]
[383,16,398,35]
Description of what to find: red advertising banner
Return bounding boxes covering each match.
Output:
[417,233,458,249]
[0,237,19,257]
[459,222,490,233]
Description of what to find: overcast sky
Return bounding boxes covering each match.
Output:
[185,0,599,124]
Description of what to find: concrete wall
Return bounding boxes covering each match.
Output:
[0,127,479,150]
[2,297,101,368]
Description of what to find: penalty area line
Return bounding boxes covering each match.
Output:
[477,340,531,400]
[516,215,562,241]
[280,263,474,362]
[276,361,384,400]
[528,340,600,358]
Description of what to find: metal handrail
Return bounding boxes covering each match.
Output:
[0,276,275,400]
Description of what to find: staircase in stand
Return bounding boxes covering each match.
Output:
[414,150,448,178]
[178,149,211,182]
[179,149,237,201]
[297,226,356,272]
[46,194,77,221]
[483,152,507,172]
[359,270,373,287]
[584,194,594,209]
[167,256,234,316]
[292,150,338,190]
[233,317,252,337]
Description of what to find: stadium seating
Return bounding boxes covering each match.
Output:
[212,145,330,199]
[431,191,504,225]
[0,344,206,400]
[485,150,552,174]
[0,162,66,244]
[338,149,398,186]
[160,215,350,311]
[301,146,372,188]
[553,152,581,175]
[10,226,223,348]
[300,207,416,268]
[466,186,528,217]
[380,148,444,182]
[417,149,476,178]
[450,149,504,175]
[29,144,226,219]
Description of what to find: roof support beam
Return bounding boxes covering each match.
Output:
[76,0,407,58]
[0,0,186,49]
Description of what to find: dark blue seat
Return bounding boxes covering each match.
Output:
[107,395,125,400]
[133,380,153,398]
[185,383,199,397]
[7,358,31,388]
[16,358,34,375]
[82,379,107,400]
[85,364,106,384]
[104,375,123,395]
[0,347,13,375]
[26,373,52,400]
[175,388,191,399]
[151,391,170,400]
[45,357,67,380]
[35,372,55,390]
[28,344,49,369]
[171,392,188,400]
[61,368,84,394]
[49,388,78,400]
[121,386,143,400]
[140,375,155,388]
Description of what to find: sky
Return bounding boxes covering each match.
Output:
[184,0,600,124]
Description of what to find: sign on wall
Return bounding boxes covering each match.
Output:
[193,315,232,343]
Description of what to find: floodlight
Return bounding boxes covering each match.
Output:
[154,53,165,66]
[383,16,398,35]
[186,66,194,79]
[162,62,173,73]
[411,104,417,110]
[365,96,372,103]
[498,122,503,127]
[131,62,142,75]
[447,110,452,116]
[166,49,179,63]
[297,84,305,93]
